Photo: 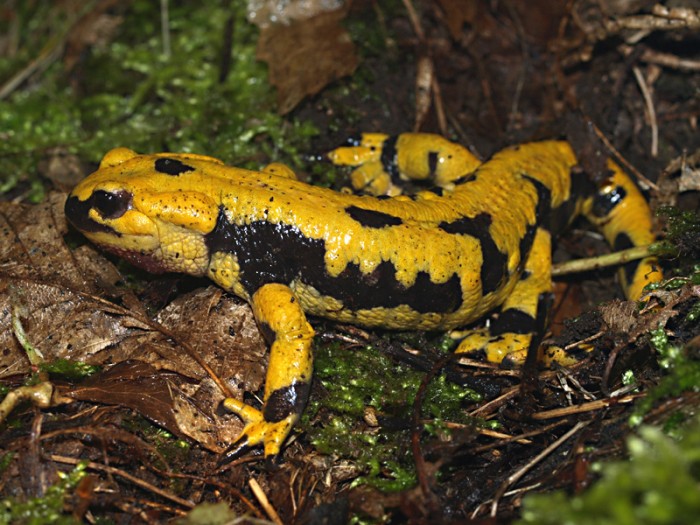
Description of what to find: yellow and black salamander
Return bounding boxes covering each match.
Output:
[64,133,662,461]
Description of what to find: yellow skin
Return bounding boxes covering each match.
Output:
[64,133,662,460]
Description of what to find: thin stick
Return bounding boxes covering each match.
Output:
[551,244,657,277]
[489,421,589,517]
[531,393,642,420]
[51,454,194,509]
[249,477,284,525]
[633,66,658,157]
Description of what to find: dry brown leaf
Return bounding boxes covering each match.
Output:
[0,194,267,450]
[256,7,358,114]
[436,0,479,39]
[66,361,185,438]
[155,287,266,386]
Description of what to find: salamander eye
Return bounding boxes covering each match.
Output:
[91,190,132,219]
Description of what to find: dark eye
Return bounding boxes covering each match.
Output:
[91,190,132,219]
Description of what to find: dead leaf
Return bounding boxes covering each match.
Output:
[256,7,358,114]
[66,361,185,438]
[599,299,639,333]
[0,194,267,451]
[436,0,478,39]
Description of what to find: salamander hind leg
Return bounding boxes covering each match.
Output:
[328,132,481,196]
[583,159,663,300]
[454,228,569,367]
[219,283,314,464]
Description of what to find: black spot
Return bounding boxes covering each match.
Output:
[263,382,311,422]
[65,195,122,234]
[380,135,400,183]
[427,151,439,175]
[491,308,536,335]
[613,232,640,285]
[205,206,462,314]
[425,187,444,196]
[591,185,627,218]
[438,213,507,295]
[155,157,195,176]
[346,205,403,228]
[258,321,277,346]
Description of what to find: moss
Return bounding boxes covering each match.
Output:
[0,2,318,198]
[39,359,100,381]
[630,325,700,427]
[302,341,481,491]
[657,207,700,261]
[0,464,87,525]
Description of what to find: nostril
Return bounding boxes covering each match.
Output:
[91,190,132,219]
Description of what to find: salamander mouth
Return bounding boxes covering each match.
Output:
[65,193,168,274]
[97,244,169,274]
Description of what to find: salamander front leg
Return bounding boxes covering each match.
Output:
[219,283,314,464]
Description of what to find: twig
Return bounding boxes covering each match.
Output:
[531,393,642,419]
[590,123,659,190]
[551,244,658,277]
[489,421,590,517]
[468,386,520,417]
[633,66,659,157]
[639,48,700,72]
[401,0,425,39]
[249,477,284,525]
[471,419,573,453]
[51,454,194,509]
[605,5,700,33]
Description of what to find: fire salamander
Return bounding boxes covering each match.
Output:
[64,133,662,461]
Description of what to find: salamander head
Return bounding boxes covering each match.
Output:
[65,148,224,276]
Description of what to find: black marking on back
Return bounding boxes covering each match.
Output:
[346,205,403,228]
[491,308,536,336]
[613,232,640,286]
[380,135,400,183]
[549,166,596,237]
[155,157,196,176]
[522,175,552,220]
[591,185,627,218]
[263,382,311,422]
[519,175,552,267]
[438,213,507,295]
[428,151,439,176]
[205,206,462,314]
